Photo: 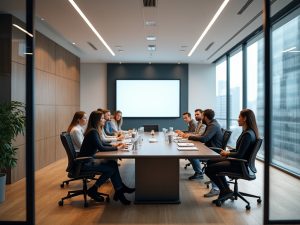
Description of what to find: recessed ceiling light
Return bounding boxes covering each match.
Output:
[72,42,76,45]
[40,17,45,21]
[146,35,156,41]
[68,0,115,56]
[188,0,229,57]
[145,21,156,26]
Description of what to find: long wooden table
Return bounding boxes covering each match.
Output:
[95,132,220,204]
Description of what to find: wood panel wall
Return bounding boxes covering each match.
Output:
[1,15,80,183]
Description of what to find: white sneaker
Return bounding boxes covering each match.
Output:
[204,188,220,197]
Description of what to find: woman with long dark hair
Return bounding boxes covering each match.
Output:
[78,111,135,205]
[67,111,87,153]
[205,109,259,200]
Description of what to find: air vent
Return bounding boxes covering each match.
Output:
[87,41,97,50]
[237,0,254,15]
[143,0,156,7]
[205,42,214,51]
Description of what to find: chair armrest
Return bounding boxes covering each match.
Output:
[74,156,93,163]
[226,157,247,163]
[209,147,222,154]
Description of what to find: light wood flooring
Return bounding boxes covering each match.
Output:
[0,158,300,225]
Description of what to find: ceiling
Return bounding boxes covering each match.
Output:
[0,0,293,64]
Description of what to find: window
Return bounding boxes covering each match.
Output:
[229,50,243,145]
[246,38,265,158]
[271,14,300,176]
[215,59,227,128]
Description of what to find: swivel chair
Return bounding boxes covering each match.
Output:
[213,138,263,210]
[58,132,109,207]
[60,132,97,188]
[143,124,159,132]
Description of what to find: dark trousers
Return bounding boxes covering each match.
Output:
[83,159,123,190]
[205,158,241,192]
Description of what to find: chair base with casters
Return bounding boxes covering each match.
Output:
[212,175,261,210]
[58,176,110,208]
[60,176,98,188]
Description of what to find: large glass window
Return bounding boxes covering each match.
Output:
[229,50,243,145]
[246,38,265,158]
[271,14,300,176]
[270,11,300,222]
[215,59,227,128]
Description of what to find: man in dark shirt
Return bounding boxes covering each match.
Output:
[187,109,223,197]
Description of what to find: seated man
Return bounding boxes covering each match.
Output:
[187,109,223,197]
[175,112,197,135]
[181,109,206,138]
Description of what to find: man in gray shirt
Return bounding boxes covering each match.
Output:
[176,112,197,135]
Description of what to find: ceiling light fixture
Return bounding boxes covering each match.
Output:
[282,47,296,53]
[188,0,229,57]
[146,35,156,41]
[12,24,33,37]
[145,21,156,26]
[68,0,115,56]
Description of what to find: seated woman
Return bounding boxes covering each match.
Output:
[67,111,87,154]
[111,110,123,133]
[78,111,135,205]
[205,109,259,201]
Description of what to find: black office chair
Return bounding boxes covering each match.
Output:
[213,138,263,210]
[202,129,232,187]
[58,132,109,207]
[143,124,159,132]
[60,132,97,188]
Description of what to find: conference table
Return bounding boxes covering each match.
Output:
[95,132,220,204]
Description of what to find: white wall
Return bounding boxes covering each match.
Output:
[80,63,107,114]
[188,64,216,113]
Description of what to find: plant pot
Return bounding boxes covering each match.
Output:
[0,173,6,203]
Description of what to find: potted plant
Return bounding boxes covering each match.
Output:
[0,101,25,203]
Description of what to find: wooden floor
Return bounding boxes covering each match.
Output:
[0,158,300,225]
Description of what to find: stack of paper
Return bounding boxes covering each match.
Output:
[177,146,198,151]
[177,143,194,147]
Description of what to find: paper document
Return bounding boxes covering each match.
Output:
[177,146,198,151]
[177,143,194,147]
[149,138,158,143]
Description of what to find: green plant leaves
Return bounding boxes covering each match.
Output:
[0,101,25,170]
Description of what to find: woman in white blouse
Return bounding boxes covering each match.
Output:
[67,111,88,153]
[111,110,123,133]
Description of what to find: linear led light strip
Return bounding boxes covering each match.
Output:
[68,0,115,56]
[188,0,229,57]
[12,24,33,37]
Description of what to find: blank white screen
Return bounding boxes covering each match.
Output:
[116,80,180,117]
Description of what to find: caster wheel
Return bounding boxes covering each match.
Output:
[60,183,64,188]
[246,205,251,210]
[257,199,262,204]
[216,200,222,207]
[58,200,63,206]
[106,197,110,203]
[84,202,89,208]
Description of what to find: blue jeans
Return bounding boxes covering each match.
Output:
[188,158,203,174]
[82,159,123,190]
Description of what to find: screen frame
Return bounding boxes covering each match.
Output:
[115,79,181,118]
